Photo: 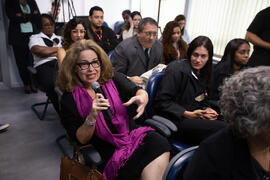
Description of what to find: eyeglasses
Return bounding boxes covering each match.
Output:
[76,60,101,70]
[71,29,86,34]
[143,31,157,37]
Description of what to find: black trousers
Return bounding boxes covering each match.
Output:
[174,118,227,146]
[36,60,59,114]
[12,44,33,86]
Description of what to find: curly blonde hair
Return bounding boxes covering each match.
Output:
[56,39,113,92]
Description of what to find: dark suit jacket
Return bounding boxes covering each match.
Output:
[113,35,162,76]
[183,127,261,180]
[5,0,40,46]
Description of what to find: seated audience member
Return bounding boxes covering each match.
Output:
[162,21,188,65]
[174,14,190,44]
[115,9,131,37]
[113,17,162,86]
[56,39,170,180]
[153,36,226,145]
[88,6,119,54]
[57,17,92,66]
[29,14,62,113]
[183,66,270,180]
[122,11,142,40]
[210,38,250,101]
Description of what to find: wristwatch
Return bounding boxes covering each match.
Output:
[85,116,96,126]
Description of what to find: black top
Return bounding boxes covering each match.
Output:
[153,60,210,126]
[60,72,170,178]
[60,72,140,143]
[247,6,270,67]
[60,72,140,170]
[183,127,268,180]
[88,25,119,54]
[5,0,41,46]
[210,61,234,101]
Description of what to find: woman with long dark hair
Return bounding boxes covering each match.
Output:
[162,21,188,65]
[57,17,92,66]
[174,14,190,44]
[153,36,226,145]
[210,39,250,100]
[121,11,142,40]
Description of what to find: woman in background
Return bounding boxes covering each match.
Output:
[162,21,188,65]
[153,36,226,146]
[174,14,190,44]
[5,0,40,93]
[210,38,250,101]
[122,11,142,40]
[57,18,92,66]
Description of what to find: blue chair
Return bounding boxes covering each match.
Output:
[102,21,109,27]
[107,50,115,63]
[146,71,164,117]
[114,21,124,34]
[162,146,198,180]
[145,72,190,153]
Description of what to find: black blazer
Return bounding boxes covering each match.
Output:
[153,60,209,126]
[183,127,261,180]
[5,0,40,46]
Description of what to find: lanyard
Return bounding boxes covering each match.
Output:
[95,29,103,43]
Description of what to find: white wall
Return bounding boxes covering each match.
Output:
[35,0,131,28]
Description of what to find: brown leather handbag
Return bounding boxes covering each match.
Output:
[60,145,102,180]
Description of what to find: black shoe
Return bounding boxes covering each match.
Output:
[24,89,31,94]
[31,86,38,93]
[24,86,31,94]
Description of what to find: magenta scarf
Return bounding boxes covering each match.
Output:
[72,80,153,180]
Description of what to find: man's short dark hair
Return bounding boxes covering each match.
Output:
[89,6,103,16]
[41,13,55,26]
[122,9,131,16]
[138,17,158,32]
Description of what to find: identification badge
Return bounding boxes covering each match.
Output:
[195,93,205,102]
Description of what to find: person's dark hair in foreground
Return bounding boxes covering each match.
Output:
[57,39,170,180]
[183,66,270,180]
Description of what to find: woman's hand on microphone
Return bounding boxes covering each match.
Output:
[91,93,110,118]
[123,89,148,120]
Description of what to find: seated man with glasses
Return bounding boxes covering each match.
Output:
[113,17,162,86]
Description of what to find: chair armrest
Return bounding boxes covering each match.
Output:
[54,86,63,97]
[152,115,178,132]
[145,119,171,137]
[80,146,102,166]
[27,66,37,74]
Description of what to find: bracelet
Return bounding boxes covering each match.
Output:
[85,116,96,126]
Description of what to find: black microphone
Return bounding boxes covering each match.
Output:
[91,82,113,119]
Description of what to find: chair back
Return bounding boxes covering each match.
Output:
[146,71,164,117]
[162,146,198,180]
[108,50,115,63]
[114,21,124,34]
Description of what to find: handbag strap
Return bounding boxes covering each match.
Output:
[72,144,94,160]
